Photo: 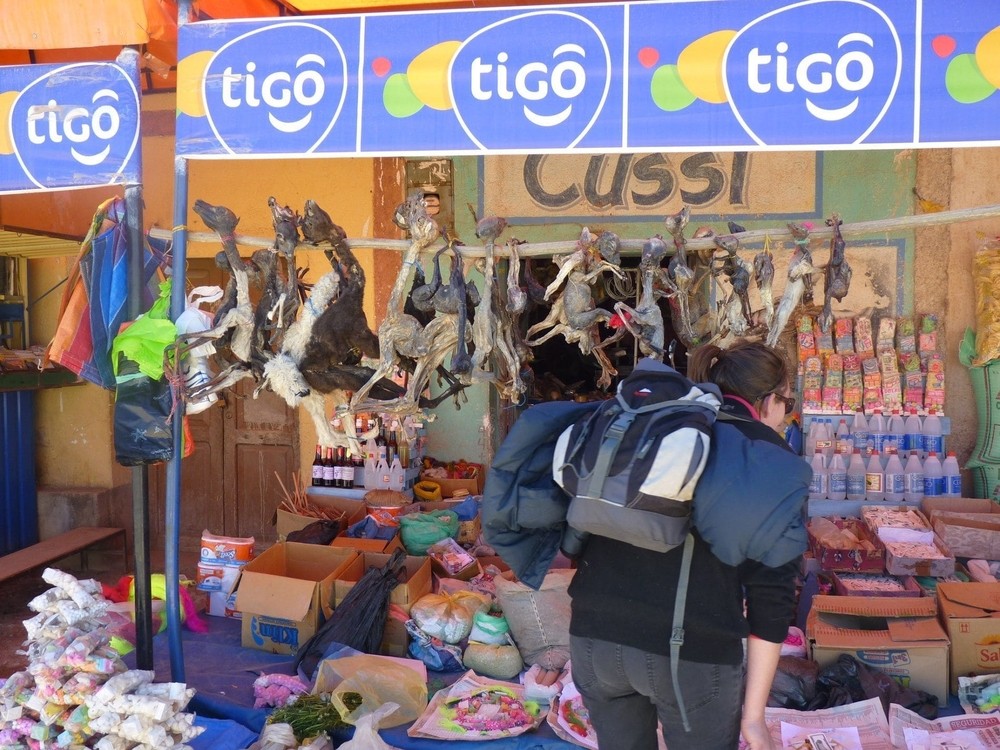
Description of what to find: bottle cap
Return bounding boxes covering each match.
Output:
[928,451,937,457]
[947,451,957,457]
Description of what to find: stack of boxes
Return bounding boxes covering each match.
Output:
[196,530,254,618]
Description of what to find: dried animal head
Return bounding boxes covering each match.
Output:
[596,231,621,265]
[193,199,240,236]
[268,195,298,229]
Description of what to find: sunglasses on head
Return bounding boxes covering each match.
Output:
[767,392,797,416]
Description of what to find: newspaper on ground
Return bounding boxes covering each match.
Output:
[890,703,1000,749]
[737,697,892,750]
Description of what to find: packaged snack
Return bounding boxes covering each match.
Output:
[876,317,896,353]
[815,322,835,357]
[919,313,939,354]
[834,318,855,354]
[854,316,874,356]
[896,317,916,355]
[924,352,945,409]
[797,316,817,361]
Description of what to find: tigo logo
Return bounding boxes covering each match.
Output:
[11,63,139,189]
[203,23,347,154]
[723,0,901,145]
[450,12,611,150]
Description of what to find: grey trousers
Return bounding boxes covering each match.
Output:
[569,635,745,750]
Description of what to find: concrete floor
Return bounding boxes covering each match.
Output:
[0,547,202,678]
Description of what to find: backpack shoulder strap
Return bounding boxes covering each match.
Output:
[671,533,695,733]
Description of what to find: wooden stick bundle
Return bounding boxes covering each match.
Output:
[275,472,346,522]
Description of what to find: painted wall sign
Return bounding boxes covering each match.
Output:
[0,60,141,193]
[174,0,1000,157]
[483,152,818,220]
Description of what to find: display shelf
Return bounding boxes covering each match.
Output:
[309,484,415,502]
[807,498,923,518]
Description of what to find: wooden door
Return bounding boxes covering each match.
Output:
[150,259,297,550]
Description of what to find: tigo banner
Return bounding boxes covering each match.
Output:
[174,0,1000,157]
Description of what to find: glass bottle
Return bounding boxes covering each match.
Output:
[311,444,324,487]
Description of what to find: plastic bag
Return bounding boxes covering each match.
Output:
[113,355,174,466]
[399,510,459,555]
[175,285,223,415]
[405,620,465,672]
[808,653,938,719]
[768,656,818,709]
[336,703,403,750]
[315,655,426,727]
[111,279,176,381]
[410,591,491,644]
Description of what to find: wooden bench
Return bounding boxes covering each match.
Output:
[0,526,128,584]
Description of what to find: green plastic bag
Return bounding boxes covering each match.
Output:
[400,510,460,555]
[111,279,177,380]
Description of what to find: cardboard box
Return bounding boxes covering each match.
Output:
[937,582,1000,692]
[419,472,483,498]
[806,594,950,703]
[883,534,955,578]
[236,542,357,655]
[333,552,432,613]
[331,531,404,555]
[275,494,366,540]
[427,537,481,581]
[922,497,1000,559]
[808,517,887,573]
[832,572,921,597]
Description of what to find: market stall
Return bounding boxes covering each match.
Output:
[12,0,1000,747]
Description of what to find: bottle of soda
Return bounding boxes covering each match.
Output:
[323,447,336,487]
[311,444,324,487]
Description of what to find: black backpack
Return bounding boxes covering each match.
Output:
[552,359,722,733]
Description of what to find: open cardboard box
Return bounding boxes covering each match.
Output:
[418,472,483,498]
[806,594,950,703]
[275,494,366,540]
[807,517,887,573]
[883,533,955,578]
[937,582,1000,692]
[922,497,1000,559]
[235,542,357,655]
[333,552,433,657]
[331,531,404,555]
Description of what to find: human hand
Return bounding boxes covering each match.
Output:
[740,716,773,750]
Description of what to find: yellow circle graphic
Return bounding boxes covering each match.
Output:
[677,30,737,104]
[176,50,214,118]
[407,41,462,111]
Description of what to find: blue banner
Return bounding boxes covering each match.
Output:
[174,0,1000,157]
[0,60,141,193]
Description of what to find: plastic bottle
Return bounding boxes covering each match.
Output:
[865,450,885,502]
[809,450,828,500]
[375,455,391,490]
[813,419,833,462]
[827,452,848,501]
[364,452,377,489]
[785,419,803,455]
[868,410,886,454]
[388,456,406,491]
[835,418,852,455]
[923,451,944,498]
[851,410,870,456]
[888,410,906,458]
[942,451,962,497]
[903,452,924,503]
[846,449,867,501]
[904,409,923,460]
[883,449,906,502]
[922,410,944,457]
[804,419,817,460]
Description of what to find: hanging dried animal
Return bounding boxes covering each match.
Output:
[708,234,753,342]
[612,235,667,359]
[525,227,624,389]
[753,246,775,330]
[819,213,852,333]
[351,191,440,413]
[662,207,700,347]
[468,214,507,380]
[765,222,819,348]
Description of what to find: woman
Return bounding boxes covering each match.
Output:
[567,341,810,750]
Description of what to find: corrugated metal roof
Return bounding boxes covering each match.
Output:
[0,230,79,258]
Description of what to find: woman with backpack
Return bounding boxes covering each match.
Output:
[567,341,810,750]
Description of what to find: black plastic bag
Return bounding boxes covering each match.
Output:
[113,356,174,466]
[769,656,819,709]
[286,520,342,545]
[808,653,938,719]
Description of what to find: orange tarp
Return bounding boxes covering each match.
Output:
[0,0,151,49]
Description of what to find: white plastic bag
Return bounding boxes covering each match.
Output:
[175,285,223,414]
[335,703,402,750]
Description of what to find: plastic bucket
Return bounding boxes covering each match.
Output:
[366,505,405,526]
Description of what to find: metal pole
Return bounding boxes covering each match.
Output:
[165,0,193,682]
[118,46,154,671]
[165,154,188,682]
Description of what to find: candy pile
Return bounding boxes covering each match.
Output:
[0,568,203,750]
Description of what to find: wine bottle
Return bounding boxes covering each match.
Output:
[323,447,335,487]
[311,444,324,487]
